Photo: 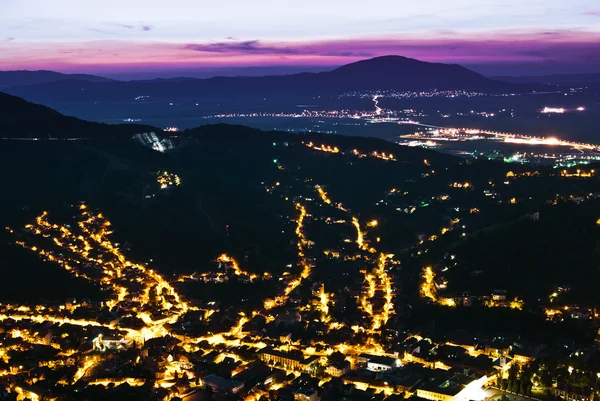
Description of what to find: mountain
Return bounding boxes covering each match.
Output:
[0,70,114,88]
[493,73,600,85]
[0,91,157,138]
[3,56,527,104]
[326,55,496,90]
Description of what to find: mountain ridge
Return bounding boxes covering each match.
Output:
[2,56,530,104]
[0,70,115,88]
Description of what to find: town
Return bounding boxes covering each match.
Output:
[1,128,600,401]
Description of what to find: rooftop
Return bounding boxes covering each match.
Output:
[202,374,243,390]
[368,355,400,367]
[419,373,474,396]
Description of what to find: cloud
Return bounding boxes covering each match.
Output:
[184,40,373,57]
[185,40,302,54]
[105,23,135,29]
[5,37,15,41]
[104,22,152,31]
[87,27,115,35]
[180,31,600,65]
[583,11,600,17]
[539,31,562,36]
[90,23,150,35]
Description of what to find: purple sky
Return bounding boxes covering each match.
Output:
[2,0,600,77]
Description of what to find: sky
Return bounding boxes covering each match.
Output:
[1,0,600,77]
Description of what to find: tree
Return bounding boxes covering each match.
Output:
[508,364,520,392]
[520,379,527,395]
[511,379,519,394]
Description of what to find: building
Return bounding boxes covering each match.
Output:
[491,290,507,302]
[483,343,510,357]
[275,311,301,325]
[92,334,131,351]
[368,355,401,372]
[200,374,244,394]
[556,383,594,401]
[416,373,487,401]
[356,354,401,372]
[294,388,318,401]
[326,360,350,377]
[311,282,324,296]
[258,348,320,372]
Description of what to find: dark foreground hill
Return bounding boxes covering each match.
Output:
[2,115,600,307]
[1,93,600,333]
[0,119,455,301]
[0,91,157,138]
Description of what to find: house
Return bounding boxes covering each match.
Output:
[294,387,318,401]
[357,354,401,372]
[416,373,487,401]
[556,383,594,401]
[368,356,402,372]
[92,333,132,351]
[200,374,244,394]
[326,360,351,377]
[381,365,424,394]
[275,311,301,325]
[491,290,507,302]
[483,343,510,358]
[258,348,320,372]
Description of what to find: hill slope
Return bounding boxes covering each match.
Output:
[0,70,114,88]
[0,91,157,138]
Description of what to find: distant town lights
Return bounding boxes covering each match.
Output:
[541,107,565,114]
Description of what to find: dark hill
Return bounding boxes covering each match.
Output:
[328,55,494,90]
[3,56,528,104]
[0,91,157,138]
[183,123,453,163]
[0,70,114,88]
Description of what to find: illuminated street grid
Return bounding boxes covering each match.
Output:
[1,176,415,399]
[398,128,600,166]
[2,144,598,400]
[0,157,515,401]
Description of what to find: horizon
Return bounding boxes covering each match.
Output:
[2,0,600,78]
[3,54,600,81]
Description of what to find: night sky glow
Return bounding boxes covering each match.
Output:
[1,0,600,77]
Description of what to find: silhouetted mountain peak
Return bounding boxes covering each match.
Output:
[327,55,490,90]
[333,55,424,71]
